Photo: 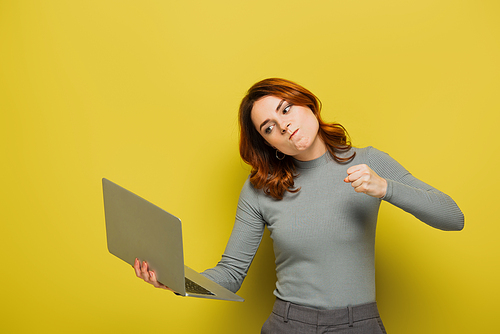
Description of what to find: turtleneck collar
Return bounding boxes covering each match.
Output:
[293,151,331,170]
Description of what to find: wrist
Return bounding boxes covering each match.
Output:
[378,178,388,198]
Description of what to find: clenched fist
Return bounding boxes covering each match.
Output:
[344,164,388,198]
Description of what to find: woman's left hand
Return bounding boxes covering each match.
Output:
[344,164,388,198]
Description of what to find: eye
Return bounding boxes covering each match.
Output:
[264,124,274,134]
[283,104,292,114]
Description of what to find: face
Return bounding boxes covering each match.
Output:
[250,95,326,161]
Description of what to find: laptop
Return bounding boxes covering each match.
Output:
[102,178,244,302]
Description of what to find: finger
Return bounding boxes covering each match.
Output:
[353,183,369,194]
[141,261,150,281]
[142,261,149,272]
[345,165,369,183]
[346,164,365,175]
[149,271,170,290]
[148,271,160,287]
[345,170,368,184]
[134,258,142,278]
[350,177,365,189]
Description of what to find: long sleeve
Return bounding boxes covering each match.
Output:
[368,147,464,231]
[200,178,266,292]
[200,147,463,309]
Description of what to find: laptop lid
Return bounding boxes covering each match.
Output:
[102,178,244,302]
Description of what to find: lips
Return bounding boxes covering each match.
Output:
[289,129,298,140]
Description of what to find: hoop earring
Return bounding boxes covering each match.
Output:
[276,149,285,160]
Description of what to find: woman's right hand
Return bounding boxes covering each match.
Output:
[134,258,173,291]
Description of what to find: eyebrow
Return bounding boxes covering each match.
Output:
[259,99,286,131]
[275,99,285,112]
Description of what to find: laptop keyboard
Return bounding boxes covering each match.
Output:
[185,277,215,296]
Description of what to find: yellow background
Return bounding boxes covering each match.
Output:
[1,1,498,333]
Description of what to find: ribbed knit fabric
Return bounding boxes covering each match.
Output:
[201,147,464,310]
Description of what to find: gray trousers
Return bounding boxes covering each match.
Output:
[261,298,387,334]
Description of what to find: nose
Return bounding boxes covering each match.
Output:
[280,123,291,134]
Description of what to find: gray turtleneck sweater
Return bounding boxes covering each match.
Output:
[201,147,464,310]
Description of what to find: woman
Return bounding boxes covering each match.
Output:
[135,78,464,333]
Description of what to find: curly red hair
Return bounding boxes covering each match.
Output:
[239,78,354,200]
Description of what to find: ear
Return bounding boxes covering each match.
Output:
[256,133,273,148]
[259,137,273,148]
